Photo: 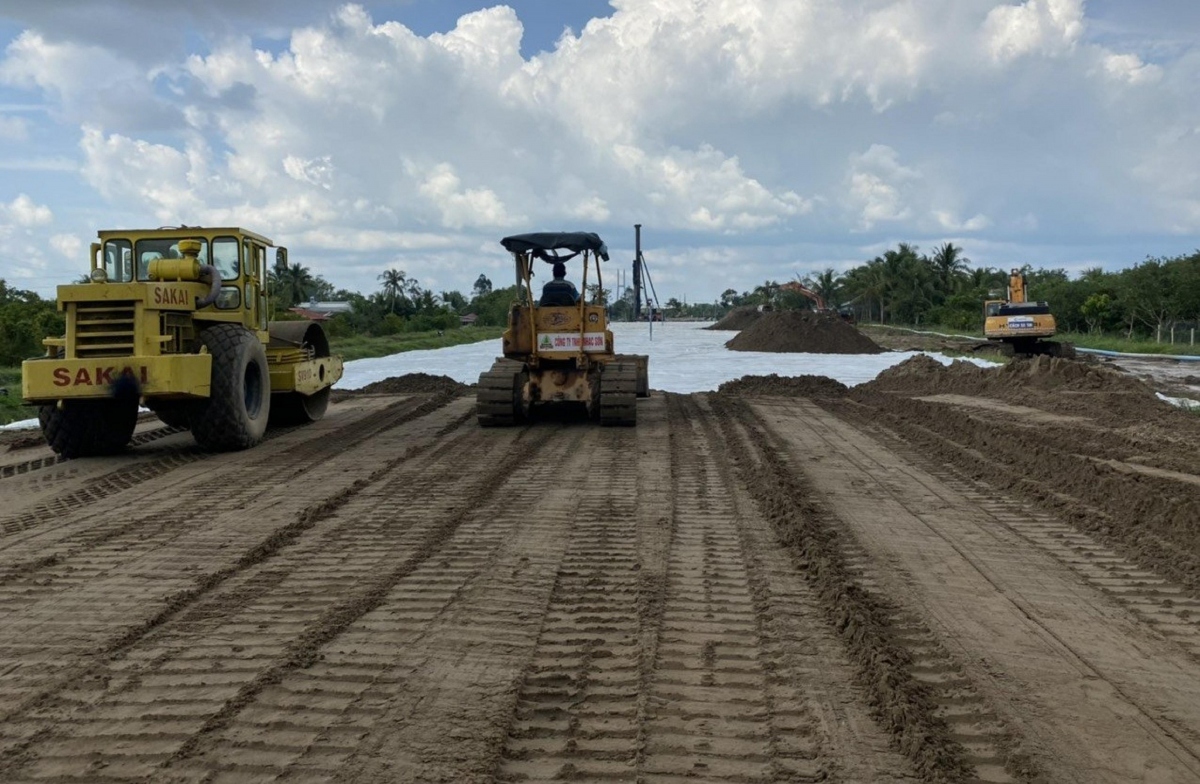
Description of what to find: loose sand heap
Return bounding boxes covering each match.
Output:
[339,373,468,398]
[865,354,1152,397]
[706,306,763,331]
[726,311,884,354]
[718,374,850,398]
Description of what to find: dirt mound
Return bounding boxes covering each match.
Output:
[4,433,45,452]
[718,374,849,398]
[347,373,468,396]
[706,306,763,331]
[725,311,884,354]
[867,354,1153,397]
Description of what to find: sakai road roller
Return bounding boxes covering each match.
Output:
[477,232,649,427]
[22,226,343,457]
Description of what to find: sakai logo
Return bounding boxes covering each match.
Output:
[152,286,191,307]
[548,312,569,326]
[53,366,149,387]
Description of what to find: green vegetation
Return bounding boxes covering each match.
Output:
[8,239,1199,424]
[331,327,505,362]
[685,243,1200,353]
[1061,332,1200,355]
[0,280,63,366]
[0,366,34,426]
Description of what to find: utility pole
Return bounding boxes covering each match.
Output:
[633,224,643,321]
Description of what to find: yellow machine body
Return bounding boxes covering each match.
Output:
[22,226,343,455]
[981,269,1072,357]
[478,232,648,427]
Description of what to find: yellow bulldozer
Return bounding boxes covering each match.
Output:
[983,268,1075,358]
[22,226,343,457]
[477,232,649,427]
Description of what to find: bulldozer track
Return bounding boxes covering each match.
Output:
[0,393,453,571]
[709,394,1004,783]
[599,359,637,426]
[0,397,497,779]
[758,394,1200,782]
[477,358,526,427]
[0,426,184,482]
[4,380,1200,783]
[827,393,1200,659]
[0,396,468,739]
[835,392,1200,597]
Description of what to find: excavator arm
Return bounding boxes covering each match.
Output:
[779,281,827,311]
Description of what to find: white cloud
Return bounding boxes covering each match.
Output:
[0,194,53,226]
[0,31,175,130]
[283,155,334,189]
[79,126,206,221]
[983,0,1085,63]
[49,232,82,259]
[0,0,1197,300]
[935,211,992,232]
[848,145,920,229]
[417,163,516,230]
[612,144,811,231]
[1102,53,1163,85]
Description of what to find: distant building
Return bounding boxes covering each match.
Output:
[288,300,352,321]
[460,313,479,326]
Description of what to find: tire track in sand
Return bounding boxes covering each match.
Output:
[0,394,451,598]
[0,407,534,781]
[491,423,644,782]
[0,395,468,752]
[654,394,916,784]
[709,393,1015,783]
[0,394,438,551]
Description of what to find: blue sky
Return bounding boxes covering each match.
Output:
[1,0,1198,304]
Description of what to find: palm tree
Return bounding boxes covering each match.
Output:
[930,242,971,299]
[877,244,936,324]
[378,268,408,313]
[271,262,315,308]
[842,260,885,323]
[806,268,843,306]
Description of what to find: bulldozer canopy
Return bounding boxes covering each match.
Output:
[501,232,610,262]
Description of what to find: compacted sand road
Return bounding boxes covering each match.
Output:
[2,359,1200,784]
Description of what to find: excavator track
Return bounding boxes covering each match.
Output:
[599,360,637,426]
[476,359,527,427]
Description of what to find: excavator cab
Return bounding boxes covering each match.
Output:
[982,269,1074,357]
[476,232,649,427]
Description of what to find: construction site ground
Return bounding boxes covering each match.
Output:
[3,351,1200,783]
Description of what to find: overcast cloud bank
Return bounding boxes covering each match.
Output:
[0,0,1197,301]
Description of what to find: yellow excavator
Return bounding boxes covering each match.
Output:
[983,269,1075,358]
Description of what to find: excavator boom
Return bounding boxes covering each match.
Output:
[779,281,827,311]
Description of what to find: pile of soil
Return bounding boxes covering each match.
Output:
[706,306,763,331]
[718,374,849,398]
[726,311,884,354]
[866,354,1153,397]
[2,432,43,452]
[340,373,468,398]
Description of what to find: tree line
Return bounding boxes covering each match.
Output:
[5,243,1199,366]
[664,243,1200,342]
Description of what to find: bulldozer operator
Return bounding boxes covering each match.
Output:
[540,261,580,306]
